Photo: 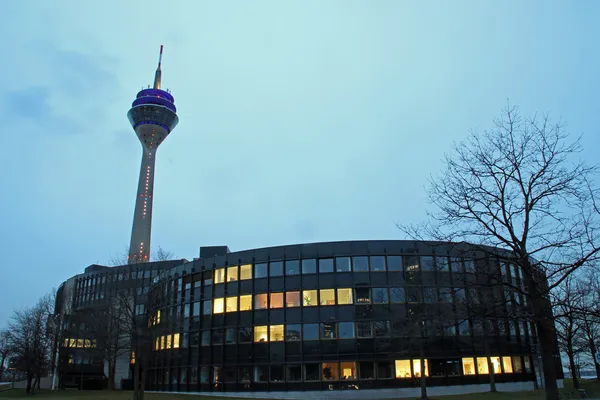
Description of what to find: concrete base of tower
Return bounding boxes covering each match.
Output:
[151,380,546,398]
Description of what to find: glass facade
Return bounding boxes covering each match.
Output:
[144,242,540,393]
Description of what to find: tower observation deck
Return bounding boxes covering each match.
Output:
[126,45,179,263]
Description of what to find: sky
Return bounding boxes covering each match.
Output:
[0,0,599,326]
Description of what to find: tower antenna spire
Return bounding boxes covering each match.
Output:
[153,44,163,89]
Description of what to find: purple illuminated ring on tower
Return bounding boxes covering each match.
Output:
[136,88,175,103]
[131,96,177,113]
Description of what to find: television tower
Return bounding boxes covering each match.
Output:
[126,45,179,263]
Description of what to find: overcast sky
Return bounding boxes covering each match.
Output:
[1,0,599,325]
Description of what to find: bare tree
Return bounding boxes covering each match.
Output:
[400,104,600,400]
[109,245,130,266]
[152,246,174,261]
[579,271,600,378]
[553,275,584,389]
[6,294,55,393]
[0,330,10,382]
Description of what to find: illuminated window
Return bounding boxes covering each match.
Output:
[157,310,161,324]
[303,290,317,306]
[337,288,353,305]
[254,326,268,342]
[512,356,524,373]
[286,291,301,307]
[240,264,252,280]
[340,362,357,380]
[166,335,172,349]
[227,266,238,282]
[270,325,284,341]
[254,293,268,310]
[213,298,225,314]
[321,323,336,339]
[322,362,339,381]
[412,359,429,377]
[155,337,159,351]
[355,288,371,304]
[173,333,180,349]
[226,296,238,312]
[270,293,284,309]
[239,295,252,311]
[395,360,412,378]
[477,357,489,374]
[130,351,135,364]
[502,357,513,373]
[488,356,501,374]
[462,358,475,375]
[320,289,335,306]
[214,268,225,284]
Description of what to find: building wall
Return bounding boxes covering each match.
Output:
[146,240,552,393]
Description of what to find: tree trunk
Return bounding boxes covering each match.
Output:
[484,334,497,392]
[26,372,33,394]
[139,356,147,400]
[107,361,115,391]
[537,316,560,400]
[419,340,428,400]
[568,350,579,389]
[587,338,600,379]
[133,357,140,400]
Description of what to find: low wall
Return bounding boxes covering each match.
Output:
[152,380,538,399]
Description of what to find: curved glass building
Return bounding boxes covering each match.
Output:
[138,240,560,396]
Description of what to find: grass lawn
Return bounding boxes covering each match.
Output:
[0,379,597,400]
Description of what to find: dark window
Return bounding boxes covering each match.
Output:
[407,287,421,303]
[287,365,302,381]
[223,367,236,383]
[388,256,403,271]
[374,320,391,337]
[303,324,319,340]
[200,366,210,383]
[439,288,452,302]
[212,329,223,345]
[338,322,355,339]
[285,260,300,276]
[192,302,200,315]
[202,300,212,315]
[286,324,302,341]
[270,261,283,277]
[225,328,236,344]
[372,288,389,304]
[239,327,252,343]
[190,332,200,347]
[355,288,371,304]
[446,359,461,376]
[302,259,316,274]
[421,256,435,271]
[319,258,334,273]
[255,263,268,278]
[464,258,475,273]
[239,366,252,383]
[424,288,437,303]
[359,362,375,379]
[357,321,373,338]
[371,256,386,271]
[353,256,369,272]
[377,361,394,379]
[254,366,268,382]
[390,287,405,303]
[437,256,449,271]
[430,359,446,377]
[336,257,351,272]
[321,323,336,339]
[270,365,284,382]
[304,363,320,381]
[200,331,210,346]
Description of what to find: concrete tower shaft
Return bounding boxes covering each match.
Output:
[126,46,178,264]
